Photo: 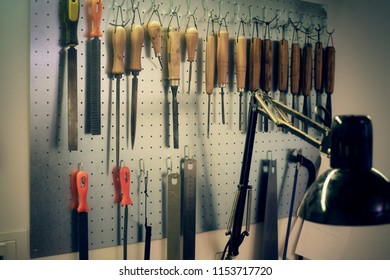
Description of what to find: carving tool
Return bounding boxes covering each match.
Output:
[290,34,301,127]
[217,26,229,124]
[248,21,262,96]
[324,31,335,125]
[205,25,216,138]
[119,162,133,260]
[185,25,199,94]
[147,21,163,69]
[278,33,289,106]
[65,0,80,150]
[302,34,313,132]
[167,24,181,149]
[126,24,144,149]
[90,0,103,135]
[76,169,89,260]
[236,33,247,131]
[262,34,272,131]
[112,25,126,177]
[314,27,324,123]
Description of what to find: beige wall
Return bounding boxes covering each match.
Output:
[1,0,389,259]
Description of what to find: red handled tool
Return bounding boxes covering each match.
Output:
[119,163,132,260]
[76,169,89,260]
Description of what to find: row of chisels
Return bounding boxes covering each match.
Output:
[62,1,335,153]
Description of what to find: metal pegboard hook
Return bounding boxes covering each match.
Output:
[326,28,335,46]
[146,4,163,26]
[167,157,172,174]
[129,0,143,25]
[168,5,181,30]
[110,0,131,30]
[184,145,190,160]
[185,7,198,30]
[206,10,216,38]
[139,158,145,177]
[259,7,278,39]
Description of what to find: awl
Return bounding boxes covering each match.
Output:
[185,27,199,94]
[65,0,80,151]
[205,31,216,138]
[147,21,163,69]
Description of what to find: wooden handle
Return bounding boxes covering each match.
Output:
[249,37,261,91]
[278,39,289,92]
[291,43,301,95]
[325,46,335,94]
[217,30,229,86]
[147,21,162,58]
[112,26,126,75]
[205,35,216,95]
[302,45,313,96]
[185,27,198,62]
[263,39,272,92]
[129,24,144,72]
[236,35,247,90]
[76,171,89,213]
[90,0,102,37]
[168,27,181,85]
[314,42,323,92]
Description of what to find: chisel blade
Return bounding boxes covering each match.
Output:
[91,37,101,135]
[131,73,139,149]
[172,87,179,149]
[68,46,78,151]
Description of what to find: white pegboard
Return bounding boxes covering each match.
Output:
[30,0,326,258]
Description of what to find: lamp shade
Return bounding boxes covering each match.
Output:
[297,115,390,225]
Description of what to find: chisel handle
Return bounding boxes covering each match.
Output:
[314,41,323,92]
[249,37,261,91]
[325,46,335,94]
[168,27,181,86]
[205,35,216,95]
[278,39,289,92]
[112,166,121,203]
[263,39,272,92]
[70,170,78,210]
[129,24,144,72]
[291,43,301,95]
[112,26,126,75]
[147,21,162,58]
[217,30,229,86]
[65,0,80,46]
[90,0,103,37]
[120,166,133,206]
[76,171,89,213]
[236,35,247,91]
[302,45,312,96]
[185,27,199,62]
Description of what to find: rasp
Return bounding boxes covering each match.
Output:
[65,0,80,151]
[182,156,197,260]
[90,0,103,135]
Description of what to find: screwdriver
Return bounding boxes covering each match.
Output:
[112,26,126,177]
[127,24,144,150]
[314,28,324,123]
[205,32,216,138]
[236,34,247,131]
[147,21,163,69]
[185,27,199,94]
[168,26,181,149]
[324,34,335,125]
[217,29,229,124]
[119,162,133,260]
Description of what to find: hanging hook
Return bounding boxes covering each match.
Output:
[168,5,181,30]
[259,7,278,39]
[206,10,216,38]
[110,0,131,30]
[139,159,145,177]
[184,145,190,159]
[129,0,143,25]
[186,7,198,30]
[167,157,172,174]
[146,4,163,26]
[326,28,335,46]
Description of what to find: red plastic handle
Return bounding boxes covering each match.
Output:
[76,171,89,213]
[120,166,132,206]
[91,0,103,37]
[112,166,121,203]
[69,170,78,210]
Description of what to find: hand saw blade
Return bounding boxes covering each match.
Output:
[91,37,101,135]
[183,158,197,260]
[167,172,181,260]
[68,46,78,150]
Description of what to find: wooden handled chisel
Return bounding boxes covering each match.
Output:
[65,0,80,151]
[302,41,313,131]
[217,30,229,124]
[90,0,103,135]
[291,42,301,127]
[147,21,163,69]
[278,38,289,104]
[314,34,324,123]
[262,38,272,131]
[324,43,335,125]
[249,36,262,93]
[236,35,247,131]
[168,27,181,149]
[126,24,144,149]
[185,27,199,94]
[205,34,216,138]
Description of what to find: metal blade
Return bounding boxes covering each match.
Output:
[131,73,139,149]
[68,46,78,151]
[172,86,179,149]
[167,172,181,260]
[221,88,225,124]
[239,91,243,131]
[91,37,101,135]
[207,95,211,138]
[187,62,192,94]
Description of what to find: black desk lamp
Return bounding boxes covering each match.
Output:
[297,115,390,225]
